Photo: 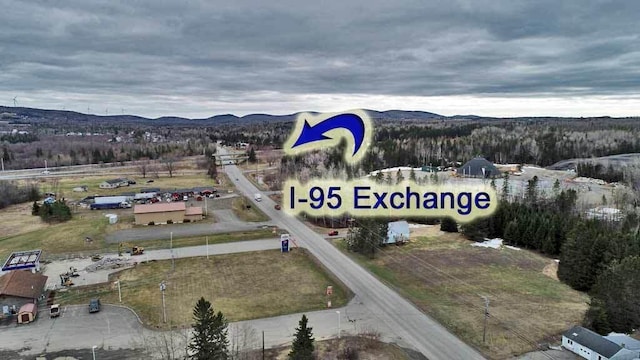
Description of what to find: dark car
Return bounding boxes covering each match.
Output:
[89,298,101,313]
[328,230,339,236]
[146,179,154,183]
[127,180,136,185]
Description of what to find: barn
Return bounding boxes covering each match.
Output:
[457,157,500,178]
[134,202,187,225]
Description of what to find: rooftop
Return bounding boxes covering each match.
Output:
[134,202,186,214]
[185,207,203,216]
[0,270,48,299]
[564,326,622,358]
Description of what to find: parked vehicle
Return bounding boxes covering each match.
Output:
[274,204,281,210]
[328,230,339,236]
[254,193,262,202]
[89,298,101,313]
[90,201,131,210]
[50,304,60,318]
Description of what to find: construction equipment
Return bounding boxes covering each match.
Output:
[118,242,144,256]
[68,267,80,277]
[59,273,74,287]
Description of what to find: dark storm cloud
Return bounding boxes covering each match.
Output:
[1,0,639,116]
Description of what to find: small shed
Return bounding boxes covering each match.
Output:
[386,221,410,245]
[17,303,37,324]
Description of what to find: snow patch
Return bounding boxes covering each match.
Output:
[471,238,521,250]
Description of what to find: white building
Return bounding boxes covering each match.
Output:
[562,326,625,360]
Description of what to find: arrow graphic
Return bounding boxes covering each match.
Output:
[292,113,366,155]
[284,110,373,165]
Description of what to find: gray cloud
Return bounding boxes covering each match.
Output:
[1,0,639,117]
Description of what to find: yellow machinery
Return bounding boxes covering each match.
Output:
[118,242,144,256]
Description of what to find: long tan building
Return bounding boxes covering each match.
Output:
[134,202,204,225]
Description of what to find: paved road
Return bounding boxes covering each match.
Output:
[219,147,486,360]
[0,300,388,358]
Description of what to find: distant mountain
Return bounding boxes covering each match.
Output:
[1,105,633,128]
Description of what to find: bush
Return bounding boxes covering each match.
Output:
[37,200,72,223]
[440,217,458,232]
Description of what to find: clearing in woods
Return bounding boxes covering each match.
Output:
[335,224,588,360]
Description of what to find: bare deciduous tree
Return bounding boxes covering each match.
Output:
[138,160,149,178]
[163,158,176,178]
[133,328,190,360]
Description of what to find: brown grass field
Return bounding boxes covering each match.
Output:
[232,196,270,222]
[265,336,416,360]
[56,249,350,329]
[335,226,588,360]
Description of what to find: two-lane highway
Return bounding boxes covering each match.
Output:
[220,147,485,360]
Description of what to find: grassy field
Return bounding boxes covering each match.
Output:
[335,227,588,360]
[232,196,270,222]
[125,229,279,251]
[56,249,350,329]
[0,210,114,261]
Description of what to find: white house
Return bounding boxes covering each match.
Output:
[99,178,129,189]
[386,220,410,245]
[563,326,624,360]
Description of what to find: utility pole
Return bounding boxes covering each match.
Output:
[206,236,209,259]
[160,281,167,323]
[170,232,175,272]
[336,310,341,339]
[115,280,121,302]
[262,331,265,360]
[482,296,490,343]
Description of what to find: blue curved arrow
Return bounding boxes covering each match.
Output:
[292,113,366,156]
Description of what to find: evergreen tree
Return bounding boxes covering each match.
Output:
[583,298,612,335]
[31,201,40,216]
[289,314,315,360]
[552,179,561,198]
[588,256,640,333]
[501,173,510,201]
[409,168,417,183]
[248,147,257,163]
[395,169,404,184]
[460,217,490,242]
[374,171,384,183]
[440,217,458,232]
[189,297,229,360]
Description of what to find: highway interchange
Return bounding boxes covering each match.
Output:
[0,147,486,359]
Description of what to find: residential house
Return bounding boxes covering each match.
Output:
[563,326,624,360]
[99,178,129,189]
[386,220,410,245]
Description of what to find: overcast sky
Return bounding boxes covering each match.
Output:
[1,0,639,118]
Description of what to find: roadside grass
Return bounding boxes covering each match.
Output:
[232,196,269,222]
[266,336,415,360]
[334,233,589,360]
[0,202,49,238]
[120,229,278,251]
[56,249,350,329]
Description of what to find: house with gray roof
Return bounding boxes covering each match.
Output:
[563,326,625,360]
